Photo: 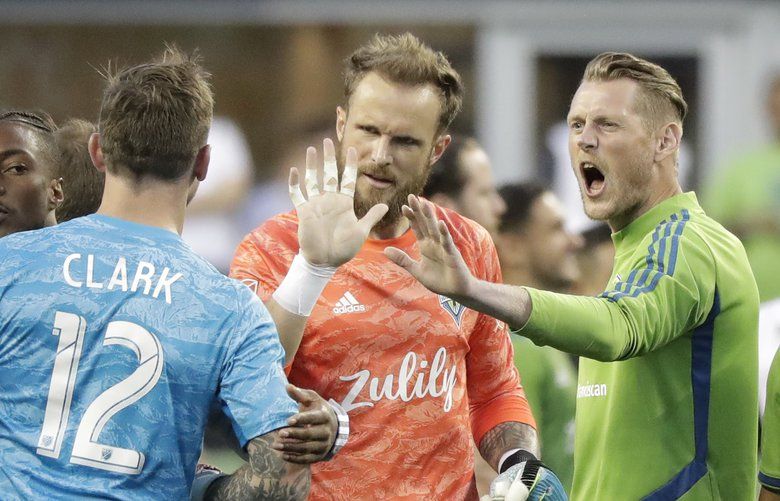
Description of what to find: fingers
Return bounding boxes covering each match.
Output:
[288,167,306,208]
[505,477,530,501]
[286,384,317,408]
[384,247,419,275]
[437,220,457,254]
[288,408,333,427]
[304,147,320,197]
[419,197,441,243]
[280,421,331,441]
[358,203,389,234]
[406,195,430,240]
[340,146,357,198]
[322,138,339,193]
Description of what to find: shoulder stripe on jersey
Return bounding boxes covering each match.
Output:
[642,289,720,500]
[601,209,690,303]
[759,472,780,489]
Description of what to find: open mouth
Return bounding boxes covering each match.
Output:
[580,162,606,197]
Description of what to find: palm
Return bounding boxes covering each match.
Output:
[385,195,473,299]
[298,194,367,267]
[288,138,387,268]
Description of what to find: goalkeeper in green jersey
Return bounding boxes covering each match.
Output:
[761,349,780,500]
[387,52,759,500]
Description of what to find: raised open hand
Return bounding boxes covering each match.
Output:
[384,194,474,299]
[288,138,388,268]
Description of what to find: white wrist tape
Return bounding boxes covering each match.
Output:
[272,253,337,316]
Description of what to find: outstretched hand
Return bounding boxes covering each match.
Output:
[288,138,388,268]
[384,194,474,299]
[272,384,337,464]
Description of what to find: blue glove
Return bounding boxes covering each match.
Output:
[488,459,568,501]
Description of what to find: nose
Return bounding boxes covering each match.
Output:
[576,123,597,151]
[371,135,392,167]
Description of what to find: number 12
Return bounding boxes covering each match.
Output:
[36,311,164,475]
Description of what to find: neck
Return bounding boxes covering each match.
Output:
[609,178,682,232]
[368,215,411,240]
[97,173,189,235]
[44,212,58,228]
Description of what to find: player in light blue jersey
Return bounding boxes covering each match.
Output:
[0,47,385,500]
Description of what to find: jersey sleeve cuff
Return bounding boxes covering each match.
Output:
[759,471,780,491]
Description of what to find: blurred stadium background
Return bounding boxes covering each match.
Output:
[2,0,779,189]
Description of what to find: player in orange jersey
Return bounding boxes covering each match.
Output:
[232,33,539,499]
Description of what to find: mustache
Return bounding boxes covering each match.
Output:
[358,164,396,182]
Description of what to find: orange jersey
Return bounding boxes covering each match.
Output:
[231,206,535,500]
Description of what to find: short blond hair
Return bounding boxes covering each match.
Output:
[98,45,213,181]
[344,32,464,132]
[583,52,687,129]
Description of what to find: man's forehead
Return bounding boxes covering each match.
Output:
[568,79,640,116]
[0,121,52,171]
[349,72,442,129]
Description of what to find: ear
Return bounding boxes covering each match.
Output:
[429,133,452,165]
[428,192,458,212]
[193,144,210,182]
[336,106,347,142]
[47,177,64,210]
[654,122,682,164]
[88,132,107,173]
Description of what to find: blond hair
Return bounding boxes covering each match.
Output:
[583,52,687,129]
[344,33,464,132]
[98,45,213,181]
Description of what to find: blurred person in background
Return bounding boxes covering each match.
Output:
[570,223,614,298]
[0,110,63,238]
[494,181,580,492]
[704,73,780,302]
[182,115,253,273]
[231,33,549,499]
[422,135,506,236]
[53,118,103,222]
[239,120,336,237]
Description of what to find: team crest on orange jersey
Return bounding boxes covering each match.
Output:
[439,295,466,327]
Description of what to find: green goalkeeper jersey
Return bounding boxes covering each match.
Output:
[519,192,759,500]
[761,348,780,492]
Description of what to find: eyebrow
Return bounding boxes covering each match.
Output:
[0,149,34,163]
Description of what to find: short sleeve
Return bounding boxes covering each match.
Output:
[217,287,297,446]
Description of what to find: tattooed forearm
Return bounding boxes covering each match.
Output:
[478,421,539,471]
[206,431,310,500]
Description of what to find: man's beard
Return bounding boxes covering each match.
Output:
[338,146,432,230]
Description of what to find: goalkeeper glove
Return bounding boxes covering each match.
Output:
[484,450,568,501]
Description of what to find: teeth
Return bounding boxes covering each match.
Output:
[582,163,596,170]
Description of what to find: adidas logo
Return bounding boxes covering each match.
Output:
[332,291,366,314]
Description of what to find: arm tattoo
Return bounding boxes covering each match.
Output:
[206,432,310,500]
[478,421,539,471]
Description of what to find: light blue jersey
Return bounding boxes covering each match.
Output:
[0,214,296,500]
